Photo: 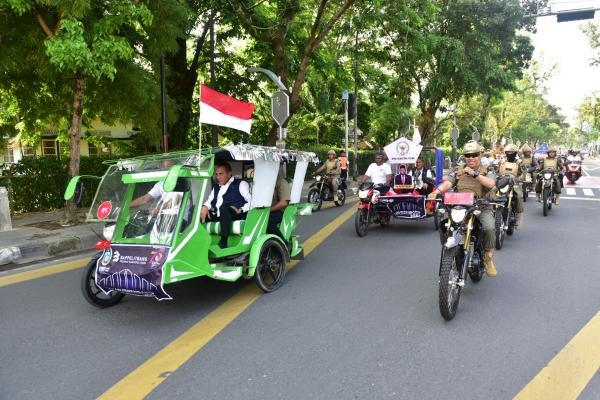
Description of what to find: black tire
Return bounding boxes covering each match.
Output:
[468,248,484,282]
[434,202,440,230]
[542,188,549,216]
[334,190,346,206]
[495,209,505,250]
[307,188,322,211]
[506,209,515,236]
[255,240,286,292]
[522,186,528,202]
[81,253,125,308]
[355,209,370,237]
[439,247,462,321]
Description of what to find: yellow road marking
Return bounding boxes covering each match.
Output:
[514,311,600,400]
[99,203,358,399]
[0,257,89,287]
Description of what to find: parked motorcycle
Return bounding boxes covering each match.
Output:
[437,192,495,321]
[565,160,582,184]
[307,173,346,211]
[493,175,517,250]
[537,168,557,217]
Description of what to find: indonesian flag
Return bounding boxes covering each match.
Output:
[199,84,255,134]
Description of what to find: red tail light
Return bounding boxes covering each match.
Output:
[94,240,112,249]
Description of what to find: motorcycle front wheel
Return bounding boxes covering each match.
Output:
[439,247,462,321]
[542,187,550,216]
[334,189,346,206]
[354,208,370,237]
[307,188,323,211]
[81,253,125,308]
[495,209,506,250]
[522,185,529,202]
[507,208,515,236]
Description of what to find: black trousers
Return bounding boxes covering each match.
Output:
[266,210,284,239]
[217,204,246,240]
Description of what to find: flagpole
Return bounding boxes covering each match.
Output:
[198,82,202,154]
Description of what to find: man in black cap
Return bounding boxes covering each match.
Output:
[362,152,392,186]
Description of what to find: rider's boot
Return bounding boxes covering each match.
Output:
[555,194,560,205]
[484,250,498,277]
[333,192,339,202]
[515,212,524,229]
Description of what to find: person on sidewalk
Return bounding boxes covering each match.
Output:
[201,162,251,248]
[428,140,499,277]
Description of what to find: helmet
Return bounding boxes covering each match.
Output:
[548,145,557,153]
[504,144,518,153]
[462,140,482,155]
[328,149,336,156]
[520,144,531,153]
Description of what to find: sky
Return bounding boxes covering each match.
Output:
[532,0,600,124]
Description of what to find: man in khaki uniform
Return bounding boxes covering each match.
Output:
[267,171,291,240]
[314,149,341,201]
[535,145,563,204]
[498,144,525,229]
[428,140,499,277]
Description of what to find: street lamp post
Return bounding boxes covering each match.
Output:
[248,67,290,149]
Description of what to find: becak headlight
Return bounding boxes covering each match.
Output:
[316,175,322,182]
[103,224,115,241]
[450,208,467,223]
[358,189,369,199]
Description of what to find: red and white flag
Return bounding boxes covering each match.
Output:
[199,84,255,134]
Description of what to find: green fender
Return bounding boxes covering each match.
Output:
[247,234,287,277]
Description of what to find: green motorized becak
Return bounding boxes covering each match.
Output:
[65,144,317,307]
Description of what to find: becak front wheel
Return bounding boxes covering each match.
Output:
[81,253,125,308]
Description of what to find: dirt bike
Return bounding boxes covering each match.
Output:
[437,192,497,321]
[521,166,535,202]
[307,173,346,211]
[565,160,582,184]
[538,168,558,217]
[493,175,518,250]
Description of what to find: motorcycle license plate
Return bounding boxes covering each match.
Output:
[443,192,474,206]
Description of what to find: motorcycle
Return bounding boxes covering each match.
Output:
[521,166,535,202]
[437,192,495,321]
[565,160,582,184]
[537,168,557,217]
[493,175,518,250]
[307,172,346,211]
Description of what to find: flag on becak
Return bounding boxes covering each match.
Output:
[199,84,255,134]
[412,120,421,144]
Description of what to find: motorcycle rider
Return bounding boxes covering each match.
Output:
[519,144,538,175]
[535,145,563,204]
[428,140,499,277]
[313,149,341,202]
[498,144,525,229]
[362,151,393,186]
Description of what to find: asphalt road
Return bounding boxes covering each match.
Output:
[2,160,600,400]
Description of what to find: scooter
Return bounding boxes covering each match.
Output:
[565,160,582,184]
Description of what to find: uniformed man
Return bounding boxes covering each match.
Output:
[428,140,499,277]
[498,144,525,229]
[535,145,563,204]
[313,149,341,202]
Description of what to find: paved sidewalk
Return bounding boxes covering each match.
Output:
[0,180,359,268]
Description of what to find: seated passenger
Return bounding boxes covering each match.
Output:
[409,156,435,195]
[393,165,413,194]
[267,169,291,241]
[201,162,251,248]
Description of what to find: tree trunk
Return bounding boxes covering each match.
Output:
[64,72,86,223]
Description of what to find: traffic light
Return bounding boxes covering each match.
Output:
[348,93,356,120]
[556,8,595,22]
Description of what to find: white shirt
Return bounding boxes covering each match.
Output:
[204,177,252,216]
[364,162,392,185]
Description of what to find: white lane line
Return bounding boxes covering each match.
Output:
[583,188,594,196]
[566,188,576,196]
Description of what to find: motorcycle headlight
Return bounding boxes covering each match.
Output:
[450,208,467,223]
[544,172,552,180]
[358,189,369,199]
[371,190,380,204]
[316,175,322,182]
[499,185,509,194]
